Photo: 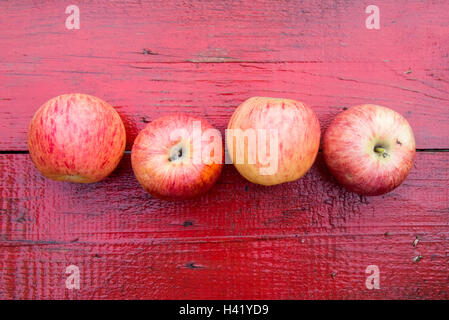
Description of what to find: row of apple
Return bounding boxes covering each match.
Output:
[28,94,415,199]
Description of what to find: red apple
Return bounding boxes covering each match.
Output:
[226,97,321,186]
[131,114,223,199]
[28,93,126,183]
[323,104,415,196]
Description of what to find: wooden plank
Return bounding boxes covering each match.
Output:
[1,0,448,301]
[0,152,448,299]
[1,0,447,63]
[1,0,449,150]
[1,61,448,151]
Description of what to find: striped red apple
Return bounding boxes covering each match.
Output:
[227,97,321,186]
[131,114,223,199]
[323,104,415,195]
[28,93,126,183]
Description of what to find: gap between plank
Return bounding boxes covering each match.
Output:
[1,149,448,154]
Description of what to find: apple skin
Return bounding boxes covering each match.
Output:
[27,93,126,183]
[227,97,321,186]
[323,104,415,196]
[131,114,223,200]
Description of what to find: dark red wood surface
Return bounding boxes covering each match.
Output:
[0,0,448,299]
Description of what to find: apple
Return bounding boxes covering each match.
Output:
[226,97,321,186]
[323,104,415,196]
[28,93,126,183]
[131,114,223,199]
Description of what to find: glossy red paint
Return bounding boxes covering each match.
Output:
[1,1,449,150]
[0,153,448,299]
[0,0,448,300]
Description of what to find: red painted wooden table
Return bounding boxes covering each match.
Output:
[0,0,448,300]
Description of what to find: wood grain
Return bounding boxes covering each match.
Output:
[1,62,448,150]
[1,0,448,63]
[0,153,448,299]
[1,0,448,300]
[1,0,448,150]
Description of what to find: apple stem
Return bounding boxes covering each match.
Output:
[169,144,184,162]
[374,147,386,154]
[374,146,389,158]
